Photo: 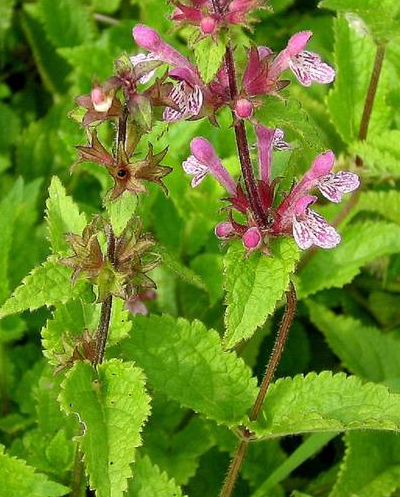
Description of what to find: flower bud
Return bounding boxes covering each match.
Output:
[132,24,161,52]
[215,222,235,239]
[235,98,254,119]
[90,87,113,113]
[242,227,262,250]
[200,16,217,35]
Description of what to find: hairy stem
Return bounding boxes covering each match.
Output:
[219,282,297,497]
[69,446,85,497]
[224,46,266,227]
[93,230,116,366]
[211,0,265,226]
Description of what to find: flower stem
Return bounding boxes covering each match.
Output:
[211,0,265,226]
[93,230,116,366]
[219,282,297,497]
[224,46,266,227]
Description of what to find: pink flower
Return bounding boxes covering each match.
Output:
[215,221,235,239]
[268,31,335,87]
[292,196,341,250]
[256,124,291,184]
[242,226,262,251]
[183,137,237,194]
[163,81,204,122]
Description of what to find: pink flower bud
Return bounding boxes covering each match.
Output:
[242,227,262,250]
[200,16,217,34]
[286,31,312,56]
[235,98,254,119]
[132,24,161,52]
[215,222,235,239]
[90,87,113,112]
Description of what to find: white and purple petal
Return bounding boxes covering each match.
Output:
[289,50,335,86]
[163,81,203,122]
[182,155,208,187]
[317,171,360,203]
[273,128,291,150]
[130,52,158,84]
[293,208,341,250]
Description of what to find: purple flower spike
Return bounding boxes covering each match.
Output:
[132,24,196,72]
[183,137,237,195]
[293,196,341,250]
[318,171,360,203]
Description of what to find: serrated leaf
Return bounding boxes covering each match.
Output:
[59,359,151,497]
[0,178,24,303]
[38,0,95,48]
[330,432,400,497]
[0,0,16,43]
[250,372,400,438]
[319,0,400,43]
[105,191,138,237]
[21,5,70,95]
[308,302,400,386]
[194,37,226,84]
[157,245,206,291]
[46,176,87,254]
[118,315,258,426]
[224,238,299,349]
[350,132,400,178]
[0,256,93,319]
[296,221,400,298]
[0,445,69,497]
[190,253,224,305]
[354,190,400,225]
[42,298,131,366]
[326,16,390,144]
[127,454,186,497]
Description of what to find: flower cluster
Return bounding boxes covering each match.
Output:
[182,127,359,252]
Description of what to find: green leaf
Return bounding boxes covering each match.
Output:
[251,432,337,497]
[38,0,95,48]
[308,302,400,386]
[0,178,24,303]
[127,454,186,497]
[296,221,400,298]
[42,298,131,366]
[0,0,16,44]
[354,190,400,224]
[157,245,206,291]
[0,257,93,319]
[59,359,151,497]
[0,445,69,497]
[21,5,70,95]
[224,238,299,349]
[93,0,122,14]
[118,315,258,426]
[194,36,226,84]
[250,372,400,438]
[105,191,138,238]
[190,253,224,305]
[319,0,400,43]
[46,176,87,254]
[326,16,390,144]
[350,131,400,178]
[330,432,400,497]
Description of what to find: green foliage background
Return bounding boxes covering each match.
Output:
[1,0,400,496]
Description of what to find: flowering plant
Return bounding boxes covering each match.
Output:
[1,0,400,496]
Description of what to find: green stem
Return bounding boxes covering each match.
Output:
[219,283,298,497]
